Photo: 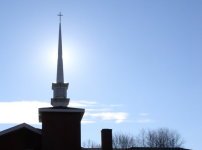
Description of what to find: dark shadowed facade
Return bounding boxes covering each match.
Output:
[0,14,191,150]
[0,123,41,150]
[39,107,84,150]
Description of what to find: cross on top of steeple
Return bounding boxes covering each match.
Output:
[58,12,63,23]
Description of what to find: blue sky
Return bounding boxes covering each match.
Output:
[0,0,201,149]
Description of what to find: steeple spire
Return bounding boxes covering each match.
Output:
[56,20,64,83]
[51,13,69,107]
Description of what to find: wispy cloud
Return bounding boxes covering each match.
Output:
[136,118,153,123]
[136,113,154,124]
[81,120,96,124]
[69,100,97,108]
[0,100,128,124]
[85,112,128,123]
[0,101,49,124]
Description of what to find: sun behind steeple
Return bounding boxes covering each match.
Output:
[51,12,69,107]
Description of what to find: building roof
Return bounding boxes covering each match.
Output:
[129,147,189,150]
[129,148,190,150]
[0,123,41,136]
[82,148,190,150]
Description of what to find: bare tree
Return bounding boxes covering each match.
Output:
[144,128,184,148]
[84,128,184,149]
[135,129,147,147]
[112,128,184,149]
[145,129,158,147]
[113,133,136,149]
[82,139,101,149]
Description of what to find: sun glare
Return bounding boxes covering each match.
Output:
[39,39,81,75]
[48,46,75,70]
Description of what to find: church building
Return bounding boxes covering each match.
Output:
[0,13,85,150]
[0,14,190,150]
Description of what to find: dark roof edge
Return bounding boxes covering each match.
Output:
[0,123,41,136]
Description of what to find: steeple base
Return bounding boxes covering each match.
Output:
[51,98,69,107]
[51,82,69,107]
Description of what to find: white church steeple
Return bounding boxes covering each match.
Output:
[51,12,69,107]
